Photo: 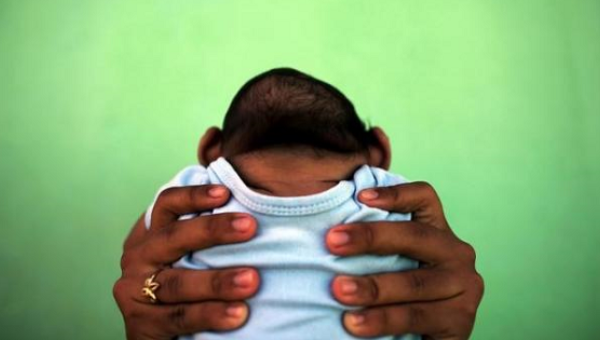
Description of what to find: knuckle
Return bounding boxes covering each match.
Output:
[187,186,204,205]
[386,185,401,203]
[407,305,425,329]
[407,272,426,297]
[160,223,179,242]
[168,305,189,332]
[473,272,485,292]
[471,272,485,301]
[458,242,476,263]
[211,271,224,297]
[414,181,435,195]
[162,273,182,299]
[451,287,481,320]
[407,222,430,241]
[365,276,380,303]
[156,187,177,207]
[112,279,127,303]
[204,215,222,240]
[414,181,442,208]
[445,270,463,294]
[157,225,185,255]
[363,224,377,251]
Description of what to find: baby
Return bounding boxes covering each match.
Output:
[145,68,420,340]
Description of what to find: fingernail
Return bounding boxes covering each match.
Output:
[346,312,366,326]
[339,277,358,294]
[233,270,254,287]
[360,189,379,200]
[225,303,246,318]
[232,216,252,232]
[329,230,350,246]
[209,186,227,198]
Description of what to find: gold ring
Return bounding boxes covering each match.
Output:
[141,273,161,303]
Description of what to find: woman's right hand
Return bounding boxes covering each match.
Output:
[113,185,260,340]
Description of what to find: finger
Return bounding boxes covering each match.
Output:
[357,182,450,230]
[326,221,455,262]
[123,213,148,251]
[342,302,463,339]
[140,268,260,304]
[150,185,231,230]
[332,269,463,306]
[139,213,257,265]
[148,301,250,336]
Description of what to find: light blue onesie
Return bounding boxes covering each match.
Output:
[145,157,420,340]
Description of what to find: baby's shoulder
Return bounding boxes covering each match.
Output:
[369,166,410,187]
[346,166,412,223]
[353,165,410,191]
[144,165,211,229]
[162,165,210,187]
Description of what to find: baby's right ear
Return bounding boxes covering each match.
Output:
[198,127,223,166]
[367,127,392,170]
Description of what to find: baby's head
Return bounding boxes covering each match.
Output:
[198,68,391,170]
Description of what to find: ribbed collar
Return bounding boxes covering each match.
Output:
[208,157,356,216]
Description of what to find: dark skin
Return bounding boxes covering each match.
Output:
[113,127,484,339]
[329,183,484,338]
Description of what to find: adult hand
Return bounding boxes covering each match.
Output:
[327,182,484,340]
[113,185,260,340]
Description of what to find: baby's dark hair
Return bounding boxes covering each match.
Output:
[221,68,374,156]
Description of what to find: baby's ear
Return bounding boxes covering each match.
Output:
[367,127,391,170]
[198,127,223,166]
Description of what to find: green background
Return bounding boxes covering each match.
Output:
[1,0,599,339]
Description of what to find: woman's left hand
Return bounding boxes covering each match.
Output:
[326,182,484,340]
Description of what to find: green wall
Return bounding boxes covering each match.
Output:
[1,1,599,338]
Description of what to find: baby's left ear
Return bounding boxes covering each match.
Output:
[367,127,391,170]
[198,127,223,166]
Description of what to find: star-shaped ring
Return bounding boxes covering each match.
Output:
[141,274,161,303]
